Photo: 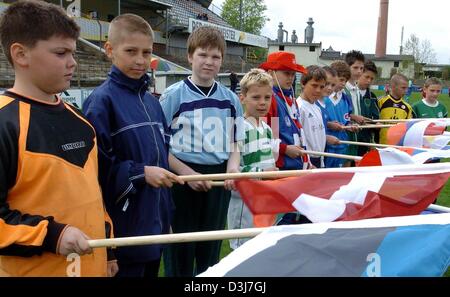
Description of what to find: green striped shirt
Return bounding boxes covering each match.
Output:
[239,119,277,172]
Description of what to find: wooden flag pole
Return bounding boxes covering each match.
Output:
[211,181,225,187]
[339,140,405,149]
[179,162,450,182]
[366,118,449,123]
[301,150,362,161]
[180,169,309,182]
[88,204,450,248]
[344,124,394,130]
[339,140,449,152]
[426,204,450,213]
[88,227,267,248]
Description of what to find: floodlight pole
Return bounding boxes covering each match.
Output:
[118,0,121,16]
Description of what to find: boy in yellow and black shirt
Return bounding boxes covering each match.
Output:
[378,73,412,144]
[0,1,116,276]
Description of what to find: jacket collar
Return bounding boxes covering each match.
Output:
[108,65,150,92]
[273,86,293,97]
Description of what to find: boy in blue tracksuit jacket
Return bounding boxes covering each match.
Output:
[83,14,183,277]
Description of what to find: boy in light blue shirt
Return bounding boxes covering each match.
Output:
[160,26,243,276]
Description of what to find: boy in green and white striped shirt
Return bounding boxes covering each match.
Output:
[227,69,280,249]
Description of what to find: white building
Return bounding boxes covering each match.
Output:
[268,42,415,79]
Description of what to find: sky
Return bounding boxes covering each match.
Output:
[210,0,450,64]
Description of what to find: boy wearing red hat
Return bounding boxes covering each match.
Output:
[260,51,309,170]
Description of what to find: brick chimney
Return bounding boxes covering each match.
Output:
[375,0,389,58]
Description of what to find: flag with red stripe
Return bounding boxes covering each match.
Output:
[235,164,450,223]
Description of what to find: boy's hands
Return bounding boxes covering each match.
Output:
[351,114,366,125]
[326,135,340,145]
[327,121,344,131]
[144,166,184,188]
[263,166,279,180]
[58,226,93,256]
[186,171,211,192]
[347,125,361,133]
[188,180,212,192]
[263,167,279,172]
[285,145,304,159]
[224,168,239,191]
[107,260,119,277]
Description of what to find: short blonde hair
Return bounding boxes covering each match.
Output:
[108,14,154,45]
[240,68,273,95]
[424,77,442,88]
[390,73,408,86]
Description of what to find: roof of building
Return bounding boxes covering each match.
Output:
[159,0,231,28]
[268,41,322,47]
[319,51,415,62]
[196,0,213,8]
[146,0,172,9]
[423,63,450,68]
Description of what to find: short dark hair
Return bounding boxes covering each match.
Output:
[301,65,327,85]
[364,60,378,75]
[322,66,337,77]
[330,60,351,80]
[344,50,365,66]
[0,0,80,65]
[187,26,226,58]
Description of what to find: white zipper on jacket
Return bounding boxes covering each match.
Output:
[138,83,163,232]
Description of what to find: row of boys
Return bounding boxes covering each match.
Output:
[0,1,447,277]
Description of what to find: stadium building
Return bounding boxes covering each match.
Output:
[0,0,268,91]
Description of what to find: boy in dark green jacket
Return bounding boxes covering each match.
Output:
[355,60,380,156]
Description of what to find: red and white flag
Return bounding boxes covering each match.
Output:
[358,147,450,166]
[235,163,450,223]
[387,120,450,149]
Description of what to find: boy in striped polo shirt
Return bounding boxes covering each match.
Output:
[227,69,280,249]
[160,26,243,276]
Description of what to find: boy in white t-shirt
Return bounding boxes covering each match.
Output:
[296,66,339,168]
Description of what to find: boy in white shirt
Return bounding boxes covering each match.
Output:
[297,66,339,168]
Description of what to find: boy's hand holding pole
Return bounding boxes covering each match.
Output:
[58,226,93,256]
[144,166,184,188]
[351,114,366,125]
[285,145,305,159]
[327,121,344,131]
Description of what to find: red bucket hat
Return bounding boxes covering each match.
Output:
[259,51,307,74]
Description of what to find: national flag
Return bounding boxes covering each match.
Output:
[387,120,450,149]
[199,213,450,277]
[235,163,450,223]
[358,147,450,166]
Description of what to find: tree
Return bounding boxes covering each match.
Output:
[403,34,437,64]
[220,0,269,34]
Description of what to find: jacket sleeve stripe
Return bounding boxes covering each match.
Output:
[0,218,48,248]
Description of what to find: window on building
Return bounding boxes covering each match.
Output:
[279,45,285,51]
[394,61,400,67]
[309,46,315,52]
